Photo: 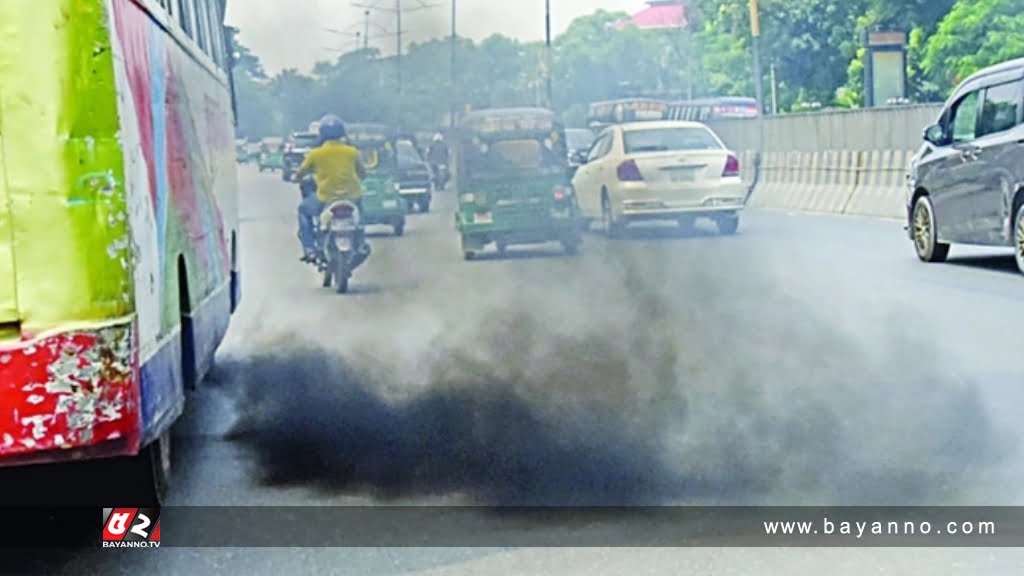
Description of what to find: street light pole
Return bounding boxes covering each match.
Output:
[544,0,552,107]
[748,0,765,114]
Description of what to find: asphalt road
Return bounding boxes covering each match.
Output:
[8,165,1024,574]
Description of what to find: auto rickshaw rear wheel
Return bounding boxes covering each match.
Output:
[394,220,405,236]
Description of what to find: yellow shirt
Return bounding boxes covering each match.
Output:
[296,141,363,202]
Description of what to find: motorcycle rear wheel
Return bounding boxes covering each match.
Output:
[334,258,350,294]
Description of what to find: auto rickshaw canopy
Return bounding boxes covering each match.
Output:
[346,123,398,172]
[456,108,568,178]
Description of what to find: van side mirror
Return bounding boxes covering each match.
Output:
[570,150,588,165]
[923,124,945,146]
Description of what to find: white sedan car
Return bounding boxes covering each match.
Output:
[571,120,748,237]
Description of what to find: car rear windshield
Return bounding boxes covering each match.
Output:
[292,134,319,148]
[396,141,424,167]
[566,129,594,151]
[623,127,722,154]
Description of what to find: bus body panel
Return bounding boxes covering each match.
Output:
[0,0,238,465]
[110,0,236,446]
[0,145,17,328]
[0,0,142,462]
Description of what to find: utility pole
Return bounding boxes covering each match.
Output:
[353,0,440,128]
[748,0,765,114]
[544,0,552,107]
[324,15,392,54]
[450,0,457,128]
[364,10,370,50]
[396,0,402,101]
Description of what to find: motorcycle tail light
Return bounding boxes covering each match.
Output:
[331,204,355,219]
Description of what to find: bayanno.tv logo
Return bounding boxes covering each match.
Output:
[102,508,161,548]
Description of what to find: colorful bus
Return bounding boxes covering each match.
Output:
[586,98,669,130]
[0,0,240,504]
[666,97,761,121]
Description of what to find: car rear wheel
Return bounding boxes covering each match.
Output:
[602,194,624,239]
[912,195,949,263]
[1014,202,1024,275]
[716,214,740,235]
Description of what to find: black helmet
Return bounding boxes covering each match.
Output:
[319,114,346,141]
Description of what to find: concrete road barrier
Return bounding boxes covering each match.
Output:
[806,150,860,215]
[746,150,858,215]
[747,151,791,211]
[744,148,914,220]
[843,149,915,220]
[709,104,940,221]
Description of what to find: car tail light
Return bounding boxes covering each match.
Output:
[723,154,740,177]
[616,159,643,182]
[553,186,570,200]
[330,204,355,219]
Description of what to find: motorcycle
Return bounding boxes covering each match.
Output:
[300,176,371,293]
[431,162,449,190]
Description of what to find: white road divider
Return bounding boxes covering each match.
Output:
[742,148,916,220]
[843,149,915,219]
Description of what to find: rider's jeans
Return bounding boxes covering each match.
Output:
[297,195,325,253]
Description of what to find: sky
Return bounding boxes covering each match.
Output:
[225,0,650,74]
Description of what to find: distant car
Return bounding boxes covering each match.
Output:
[282,131,319,181]
[570,120,747,237]
[395,139,434,212]
[907,57,1024,275]
[566,128,596,175]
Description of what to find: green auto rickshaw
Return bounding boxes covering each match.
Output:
[454,107,583,260]
[348,123,407,236]
[258,137,285,172]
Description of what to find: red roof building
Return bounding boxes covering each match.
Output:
[611,0,689,30]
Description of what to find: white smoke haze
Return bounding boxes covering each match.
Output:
[225,0,650,74]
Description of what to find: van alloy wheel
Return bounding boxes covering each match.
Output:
[912,195,949,263]
[1015,204,1024,275]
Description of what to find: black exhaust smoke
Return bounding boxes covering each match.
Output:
[220,242,1011,507]
[223,344,682,506]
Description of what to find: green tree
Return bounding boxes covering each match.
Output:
[226,29,276,139]
[693,0,869,111]
[922,0,1024,89]
[841,0,956,105]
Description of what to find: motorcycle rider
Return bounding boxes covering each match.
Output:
[294,115,366,262]
[426,132,449,187]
